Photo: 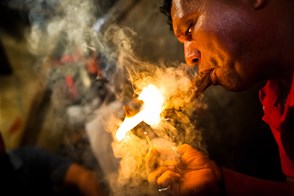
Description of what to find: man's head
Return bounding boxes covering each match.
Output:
[162,0,294,91]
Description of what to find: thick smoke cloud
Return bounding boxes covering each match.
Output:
[86,26,208,194]
[16,0,208,195]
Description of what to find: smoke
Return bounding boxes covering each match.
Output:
[103,25,207,145]
[20,0,118,130]
[17,0,208,195]
[85,26,208,194]
[25,0,95,56]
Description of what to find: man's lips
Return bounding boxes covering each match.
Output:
[199,69,218,86]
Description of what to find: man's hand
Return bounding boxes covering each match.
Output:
[65,163,103,196]
[147,144,223,195]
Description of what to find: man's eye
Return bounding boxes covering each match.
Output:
[187,27,192,35]
[185,24,193,38]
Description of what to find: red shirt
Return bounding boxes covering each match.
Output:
[259,74,294,177]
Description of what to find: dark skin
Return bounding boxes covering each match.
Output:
[172,0,294,91]
[148,0,294,195]
[147,144,222,195]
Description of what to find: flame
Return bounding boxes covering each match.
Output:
[116,84,164,141]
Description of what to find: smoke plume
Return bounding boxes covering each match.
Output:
[86,26,208,194]
[19,0,208,195]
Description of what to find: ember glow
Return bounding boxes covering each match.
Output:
[116,84,164,141]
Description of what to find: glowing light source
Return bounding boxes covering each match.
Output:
[116,84,164,141]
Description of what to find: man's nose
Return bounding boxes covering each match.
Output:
[184,41,201,67]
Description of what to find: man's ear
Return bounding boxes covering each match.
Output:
[251,0,268,9]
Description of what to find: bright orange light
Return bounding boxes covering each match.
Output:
[116,84,164,141]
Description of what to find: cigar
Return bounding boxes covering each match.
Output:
[193,72,212,98]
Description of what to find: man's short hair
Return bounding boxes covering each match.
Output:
[160,0,173,30]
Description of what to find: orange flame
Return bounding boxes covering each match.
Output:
[116,84,164,141]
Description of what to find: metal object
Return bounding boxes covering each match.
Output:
[158,185,171,192]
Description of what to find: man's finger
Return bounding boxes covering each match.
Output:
[157,170,181,188]
[148,166,172,184]
[146,148,160,173]
[177,144,195,155]
[158,159,178,167]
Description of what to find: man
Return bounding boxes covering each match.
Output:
[147,0,294,195]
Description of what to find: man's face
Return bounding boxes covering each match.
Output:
[171,0,271,91]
